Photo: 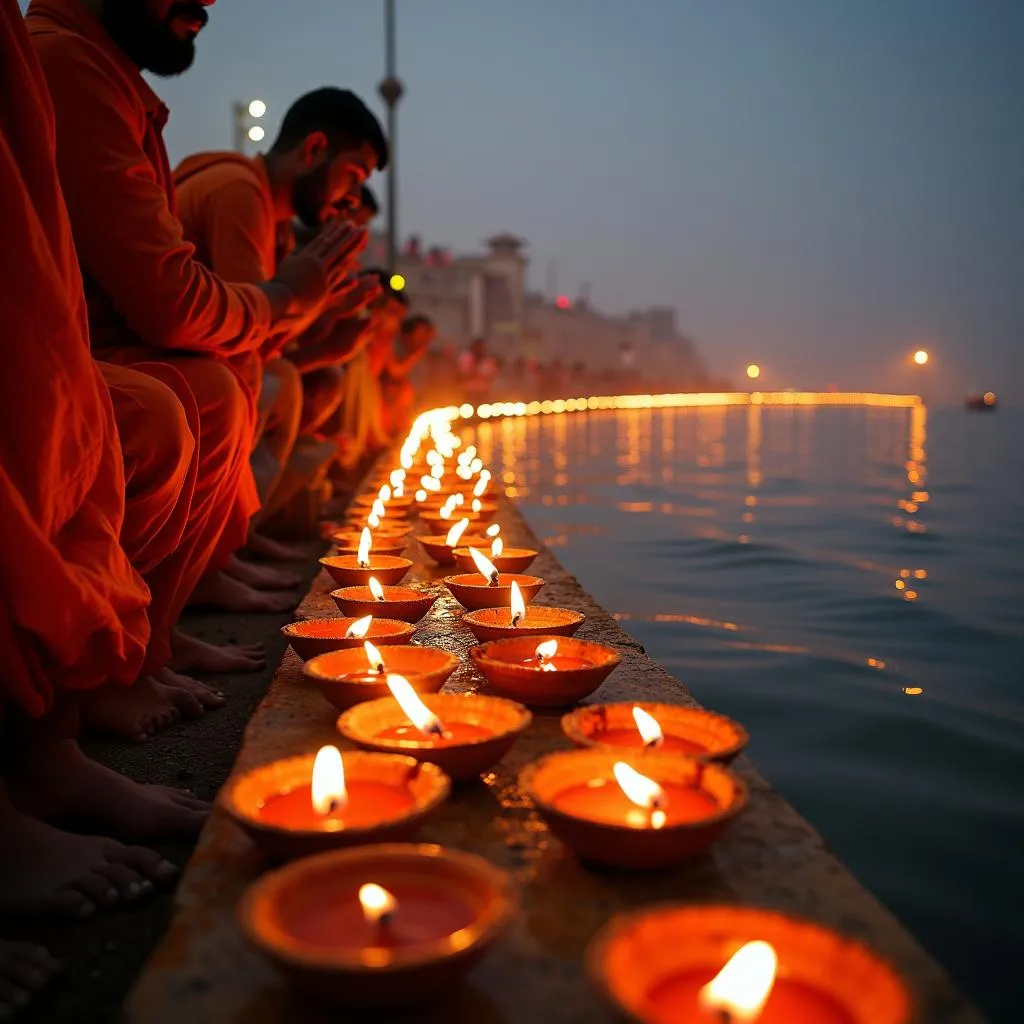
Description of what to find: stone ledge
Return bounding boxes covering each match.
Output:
[125,497,985,1024]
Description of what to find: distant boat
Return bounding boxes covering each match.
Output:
[964,392,998,412]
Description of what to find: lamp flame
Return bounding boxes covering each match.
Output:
[358,883,397,927]
[357,528,372,568]
[486,523,501,538]
[415,489,428,502]
[345,615,373,639]
[632,706,664,749]
[510,580,526,627]
[469,547,500,585]
[368,512,381,530]
[386,674,447,738]
[472,498,483,513]
[470,458,483,474]
[698,941,778,1022]
[378,484,392,503]
[371,499,386,521]
[445,518,470,547]
[473,475,489,498]
[439,506,452,520]
[310,745,347,816]
[400,452,413,470]
[612,762,666,829]
[363,640,385,674]
[535,638,559,671]
[368,577,386,602]
[430,464,445,480]
[389,469,404,488]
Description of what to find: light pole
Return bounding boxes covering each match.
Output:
[232,98,267,153]
[378,0,404,269]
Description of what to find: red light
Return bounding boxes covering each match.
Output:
[556,295,571,309]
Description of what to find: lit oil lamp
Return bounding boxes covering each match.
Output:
[452,534,539,575]
[561,702,749,763]
[463,580,586,642]
[332,576,438,624]
[444,548,545,611]
[419,505,492,531]
[281,614,415,661]
[337,675,531,782]
[223,746,450,861]
[587,904,913,1024]
[519,749,746,869]
[239,843,516,1007]
[321,528,414,587]
[470,635,620,706]
[418,518,491,566]
[304,643,460,711]
[331,529,407,558]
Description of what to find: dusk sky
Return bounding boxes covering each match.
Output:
[28,1,1024,401]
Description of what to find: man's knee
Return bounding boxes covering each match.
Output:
[106,364,195,491]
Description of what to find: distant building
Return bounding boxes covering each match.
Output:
[365,230,709,387]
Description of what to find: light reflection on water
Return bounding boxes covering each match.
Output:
[471,404,1024,1021]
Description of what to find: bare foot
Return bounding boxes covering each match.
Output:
[0,799,176,919]
[154,667,226,710]
[169,628,265,674]
[188,571,297,613]
[0,940,60,1019]
[246,532,306,562]
[224,553,302,590]
[78,676,203,743]
[11,741,209,840]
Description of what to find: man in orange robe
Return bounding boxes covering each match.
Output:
[26,0,366,636]
[0,0,207,965]
[174,88,388,514]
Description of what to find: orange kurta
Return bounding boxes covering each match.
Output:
[27,0,267,574]
[0,0,149,717]
[175,152,280,286]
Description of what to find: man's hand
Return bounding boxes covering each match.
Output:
[326,276,383,317]
[265,222,368,320]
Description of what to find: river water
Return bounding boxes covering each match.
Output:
[468,402,1023,1022]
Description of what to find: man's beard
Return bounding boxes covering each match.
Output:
[292,162,333,230]
[102,0,207,77]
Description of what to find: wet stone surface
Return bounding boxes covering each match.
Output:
[125,491,985,1024]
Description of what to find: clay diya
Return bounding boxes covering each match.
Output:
[470,635,621,706]
[281,615,415,661]
[320,530,412,587]
[304,643,460,711]
[562,702,749,764]
[332,577,438,624]
[223,747,450,861]
[239,843,516,1007]
[332,530,407,558]
[419,509,487,532]
[453,542,538,575]
[587,903,913,1024]
[418,522,492,566]
[462,578,584,641]
[444,547,544,612]
[338,678,531,782]
[519,749,746,869]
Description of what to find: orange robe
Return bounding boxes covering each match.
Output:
[0,0,149,717]
[27,0,269,576]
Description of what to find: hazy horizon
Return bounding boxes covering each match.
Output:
[20,0,1024,402]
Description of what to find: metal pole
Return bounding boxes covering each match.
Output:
[232,101,246,153]
[379,0,403,270]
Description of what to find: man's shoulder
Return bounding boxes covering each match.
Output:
[27,11,141,115]
[175,154,270,208]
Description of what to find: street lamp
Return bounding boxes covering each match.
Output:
[233,99,267,153]
[746,363,761,381]
[378,0,404,269]
[912,349,929,366]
